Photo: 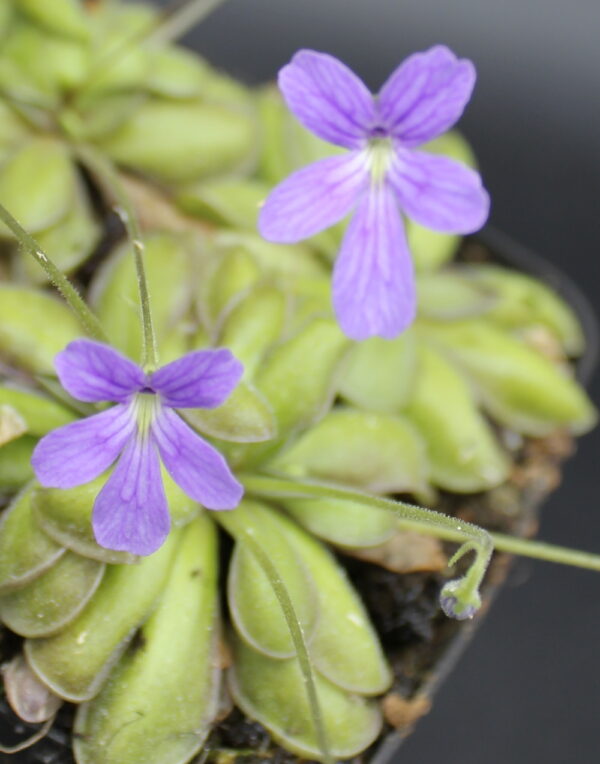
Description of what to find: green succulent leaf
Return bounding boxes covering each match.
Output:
[220,500,319,659]
[280,497,398,549]
[256,319,350,436]
[0,3,12,39]
[203,247,261,325]
[257,85,293,185]
[420,319,597,436]
[65,93,148,142]
[146,46,210,99]
[184,382,277,444]
[407,224,460,273]
[218,285,287,375]
[21,181,100,283]
[0,550,104,638]
[177,177,269,230]
[268,510,392,694]
[233,319,350,468]
[74,515,221,764]
[99,100,256,183]
[0,435,35,490]
[271,409,431,500]
[417,270,497,320]
[0,385,75,437]
[405,346,510,492]
[0,101,29,162]
[229,635,383,761]
[338,331,417,414]
[33,471,197,565]
[0,483,64,593]
[25,533,178,703]
[0,285,81,373]
[213,231,327,282]
[82,3,156,97]
[2,21,88,99]
[0,139,76,237]
[466,264,586,356]
[16,0,90,41]
[32,477,137,566]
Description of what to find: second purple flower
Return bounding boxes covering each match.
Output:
[259,45,490,341]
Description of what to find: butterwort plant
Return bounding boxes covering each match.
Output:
[259,45,490,340]
[31,340,244,555]
[0,3,598,762]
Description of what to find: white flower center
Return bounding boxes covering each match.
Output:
[365,137,394,185]
[132,392,160,439]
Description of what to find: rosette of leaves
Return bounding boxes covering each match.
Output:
[0,3,597,764]
[0,219,595,763]
[0,0,257,282]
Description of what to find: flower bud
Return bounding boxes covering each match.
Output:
[440,578,482,620]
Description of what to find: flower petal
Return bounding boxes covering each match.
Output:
[378,46,476,146]
[152,408,243,510]
[150,348,243,409]
[278,49,376,149]
[389,149,490,232]
[55,339,145,403]
[258,153,368,243]
[333,183,416,341]
[92,435,170,556]
[32,404,135,489]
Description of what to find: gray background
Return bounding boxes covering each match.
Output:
[172,1,600,762]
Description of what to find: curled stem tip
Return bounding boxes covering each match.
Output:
[243,475,600,618]
[242,475,493,620]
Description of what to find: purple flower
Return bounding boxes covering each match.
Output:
[31,340,244,556]
[259,46,490,341]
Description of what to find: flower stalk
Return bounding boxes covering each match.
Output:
[0,202,106,343]
[243,474,600,607]
[489,533,600,571]
[75,145,159,371]
[242,474,493,616]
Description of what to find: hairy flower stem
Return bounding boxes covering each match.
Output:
[243,474,493,596]
[214,513,332,764]
[490,533,600,571]
[76,145,159,371]
[244,475,600,575]
[0,202,106,342]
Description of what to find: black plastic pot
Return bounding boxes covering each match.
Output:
[1,229,597,764]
